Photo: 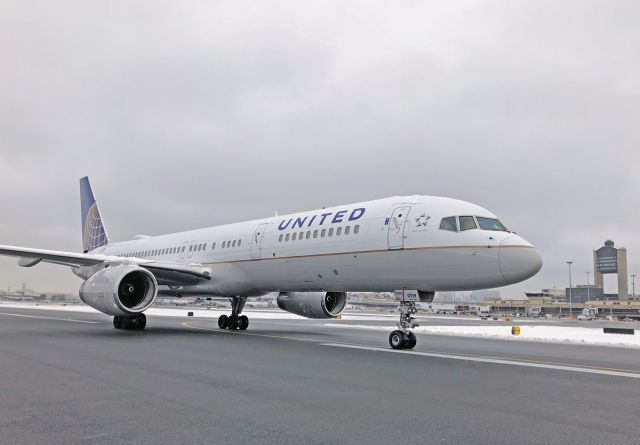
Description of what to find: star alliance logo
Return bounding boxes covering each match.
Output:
[415,213,431,227]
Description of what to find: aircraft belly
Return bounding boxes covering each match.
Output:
[230,246,503,293]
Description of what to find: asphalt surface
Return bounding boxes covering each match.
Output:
[1,307,640,445]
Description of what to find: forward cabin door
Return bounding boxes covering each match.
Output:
[387,206,411,250]
[251,223,268,258]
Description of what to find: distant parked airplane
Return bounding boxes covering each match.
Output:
[0,177,542,349]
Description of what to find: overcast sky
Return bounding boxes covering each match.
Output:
[0,1,638,297]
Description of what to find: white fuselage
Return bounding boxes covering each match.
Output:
[88,195,542,297]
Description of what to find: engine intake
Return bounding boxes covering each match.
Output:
[79,265,157,316]
[277,292,347,319]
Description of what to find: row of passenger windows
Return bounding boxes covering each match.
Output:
[118,246,185,258]
[439,216,507,232]
[116,238,243,258]
[278,224,360,242]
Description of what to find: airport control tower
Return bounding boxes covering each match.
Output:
[593,240,629,300]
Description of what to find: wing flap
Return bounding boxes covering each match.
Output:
[0,244,212,286]
[0,244,106,267]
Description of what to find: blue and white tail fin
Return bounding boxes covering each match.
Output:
[80,176,108,252]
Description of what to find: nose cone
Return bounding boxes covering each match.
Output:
[499,235,543,284]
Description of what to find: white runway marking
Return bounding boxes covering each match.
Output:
[322,343,640,380]
[0,312,102,324]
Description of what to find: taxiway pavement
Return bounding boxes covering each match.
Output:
[1,306,639,444]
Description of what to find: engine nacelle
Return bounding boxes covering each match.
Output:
[277,292,347,319]
[79,265,158,316]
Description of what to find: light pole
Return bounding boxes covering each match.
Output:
[632,274,636,299]
[567,261,573,316]
[586,271,591,302]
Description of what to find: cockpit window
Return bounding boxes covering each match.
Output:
[439,216,458,232]
[476,217,508,231]
[459,216,477,231]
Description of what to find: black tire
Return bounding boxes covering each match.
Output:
[218,315,228,329]
[136,313,146,330]
[121,317,132,330]
[405,331,417,349]
[389,330,406,349]
[238,315,249,330]
[227,316,238,330]
[113,316,122,329]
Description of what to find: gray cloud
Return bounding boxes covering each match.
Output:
[0,1,638,295]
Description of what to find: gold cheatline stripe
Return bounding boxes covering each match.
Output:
[206,244,535,265]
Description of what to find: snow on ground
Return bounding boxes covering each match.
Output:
[4,302,638,348]
[324,322,640,349]
[0,302,386,321]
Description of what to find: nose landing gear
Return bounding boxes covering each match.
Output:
[218,296,249,331]
[389,300,418,350]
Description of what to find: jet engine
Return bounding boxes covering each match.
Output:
[277,292,347,319]
[79,265,158,316]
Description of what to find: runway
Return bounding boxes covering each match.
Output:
[1,306,640,444]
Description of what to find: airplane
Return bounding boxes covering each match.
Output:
[0,177,542,349]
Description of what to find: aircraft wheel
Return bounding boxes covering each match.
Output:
[218,315,228,329]
[113,316,122,329]
[238,315,249,330]
[389,330,406,350]
[135,313,146,330]
[405,331,417,349]
[227,316,238,330]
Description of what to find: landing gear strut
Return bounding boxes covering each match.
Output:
[113,313,146,330]
[218,297,249,330]
[389,300,418,350]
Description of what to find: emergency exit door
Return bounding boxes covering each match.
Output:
[387,206,411,250]
[251,223,269,258]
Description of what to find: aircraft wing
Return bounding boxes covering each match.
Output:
[0,244,212,286]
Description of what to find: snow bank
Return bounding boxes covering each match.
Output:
[324,323,640,349]
[0,302,387,321]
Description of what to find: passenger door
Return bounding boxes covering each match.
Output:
[251,223,269,258]
[179,241,188,260]
[387,206,411,250]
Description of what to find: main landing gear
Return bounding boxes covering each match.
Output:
[218,296,249,330]
[389,300,418,350]
[113,313,146,330]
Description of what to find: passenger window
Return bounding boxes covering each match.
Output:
[279,234,283,242]
[222,241,226,248]
[328,228,334,236]
[354,225,359,234]
[285,234,290,241]
[306,231,311,239]
[299,232,304,240]
[345,226,351,235]
[337,227,342,236]
[459,216,477,231]
[212,242,216,249]
[292,233,297,241]
[321,229,326,237]
[237,240,241,247]
[439,216,458,232]
[232,240,236,247]
[313,230,318,238]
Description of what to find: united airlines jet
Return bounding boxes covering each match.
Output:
[0,177,542,349]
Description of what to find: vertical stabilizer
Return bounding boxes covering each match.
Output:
[80,176,108,252]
